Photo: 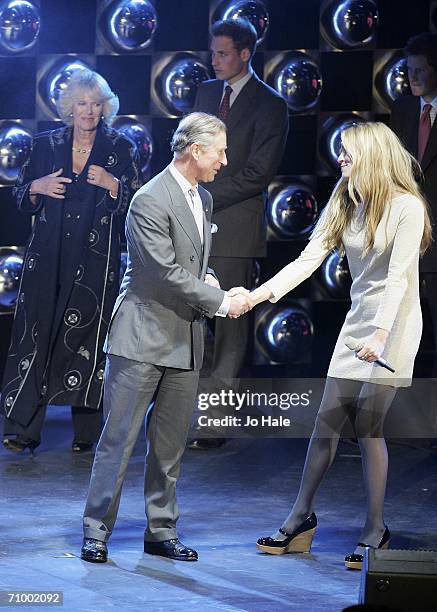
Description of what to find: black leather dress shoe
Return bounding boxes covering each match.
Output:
[188,437,227,450]
[80,538,108,563]
[144,538,198,561]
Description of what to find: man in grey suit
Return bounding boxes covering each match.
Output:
[80,112,252,563]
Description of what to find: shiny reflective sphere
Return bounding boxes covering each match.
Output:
[382,56,411,104]
[0,123,32,184]
[257,305,313,363]
[268,184,318,239]
[107,0,157,51]
[329,0,379,47]
[162,58,210,115]
[322,114,366,169]
[0,252,23,310]
[274,54,322,112]
[46,60,90,116]
[0,0,40,52]
[222,0,269,44]
[321,250,352,298]
[113,117,153,175]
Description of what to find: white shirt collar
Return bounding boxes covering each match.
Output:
[420,95,437,111]
[223,67,253,98]
[169,162,197,195]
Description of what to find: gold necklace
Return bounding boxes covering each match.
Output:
[72,146,92,154]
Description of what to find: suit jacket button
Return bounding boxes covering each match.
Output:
[190,255,195,261]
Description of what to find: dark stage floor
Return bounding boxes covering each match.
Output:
[1,407,437,612]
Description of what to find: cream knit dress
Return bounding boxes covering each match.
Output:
[264,194,425,387]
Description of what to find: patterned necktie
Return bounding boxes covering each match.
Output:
[418,103,432,163]
[188,187,203,243]
[218,85,233,121]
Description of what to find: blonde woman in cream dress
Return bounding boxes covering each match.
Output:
[249,122,432,569]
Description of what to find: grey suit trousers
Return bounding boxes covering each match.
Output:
[83,353,199,543]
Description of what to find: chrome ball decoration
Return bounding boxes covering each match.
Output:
[324,0,379,48]
[0,122,32,184]
[268,184,318,239]
[0,0,40,53]
[257,305,313,364]
[321,250,351,299]
[381,56,411,105]
[45,60,90,116]
[321,114,366,171]
[222,0,269,44]
[113,117,153,175]
[107,0,157,52]
[274,53,322,112]
[0,251,23,310]
[162,57,210,115]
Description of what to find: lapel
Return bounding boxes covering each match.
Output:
[162,168,203,259]
[225,75,259,132]
[400,97,420,158]
[199,186,211,274]
[204,80,224,115]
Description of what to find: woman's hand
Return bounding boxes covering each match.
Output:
[87,164,119,195]
[30,168,72,199]
[356,328,389,363]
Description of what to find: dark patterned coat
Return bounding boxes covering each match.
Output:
[1,122,142,427]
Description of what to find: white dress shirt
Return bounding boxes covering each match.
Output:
[219,67,253,108]
[169,163,230,316]
[420,95,437,127]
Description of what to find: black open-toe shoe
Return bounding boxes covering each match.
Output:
[72,441,93,453]
[3,436,40,454]
[257,512,317,555]
[345,526,390,570]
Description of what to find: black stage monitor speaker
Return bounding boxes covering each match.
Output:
[359,549,437,611]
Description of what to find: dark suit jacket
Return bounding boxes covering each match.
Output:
[391,96,437,272]
[193,73,289,258]
[104,166,226,370]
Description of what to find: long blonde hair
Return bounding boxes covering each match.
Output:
[314,122,432,256]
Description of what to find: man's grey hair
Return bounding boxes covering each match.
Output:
[171,112,226,155]
[56,68,119,126]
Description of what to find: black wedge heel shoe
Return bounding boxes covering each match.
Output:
[344,525,390,570]
[3,436,40,454]
[256,512,317,555]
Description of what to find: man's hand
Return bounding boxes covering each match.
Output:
[204,274,220,289]
[227,293,253,318]
[228,286,250,297]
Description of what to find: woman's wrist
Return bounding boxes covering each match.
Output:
[29,179,39,196]
[250,284,273,306]
[108,176,119,199]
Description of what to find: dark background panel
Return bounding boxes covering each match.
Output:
[150,117,179,174]
[377,0,431,48]
[278,115,317,175]
[266,0,321,50]
[40,0,97,53]
[154,0,210,50]
[0,189,32,246]
[96,56,151,115]
[320,52,374,111]
[0,58,36,119]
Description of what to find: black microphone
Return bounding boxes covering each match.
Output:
[344,336,396,373]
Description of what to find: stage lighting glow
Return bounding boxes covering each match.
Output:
[274,53,322,112]
[0,0,40,53]
[0,122,32,184]
[268,184,318,239]
[107,0,157,52]
[222,0,269,44]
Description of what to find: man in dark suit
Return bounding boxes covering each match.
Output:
[80,112,252,564]
[189,18,289,449]
[390,33,437,376]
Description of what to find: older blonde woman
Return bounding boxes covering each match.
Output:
[251,122,431,569]
[2,69,141,454]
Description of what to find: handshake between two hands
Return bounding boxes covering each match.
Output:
[203,274,257,319]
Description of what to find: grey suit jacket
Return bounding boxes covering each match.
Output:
[104,166,226,370]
